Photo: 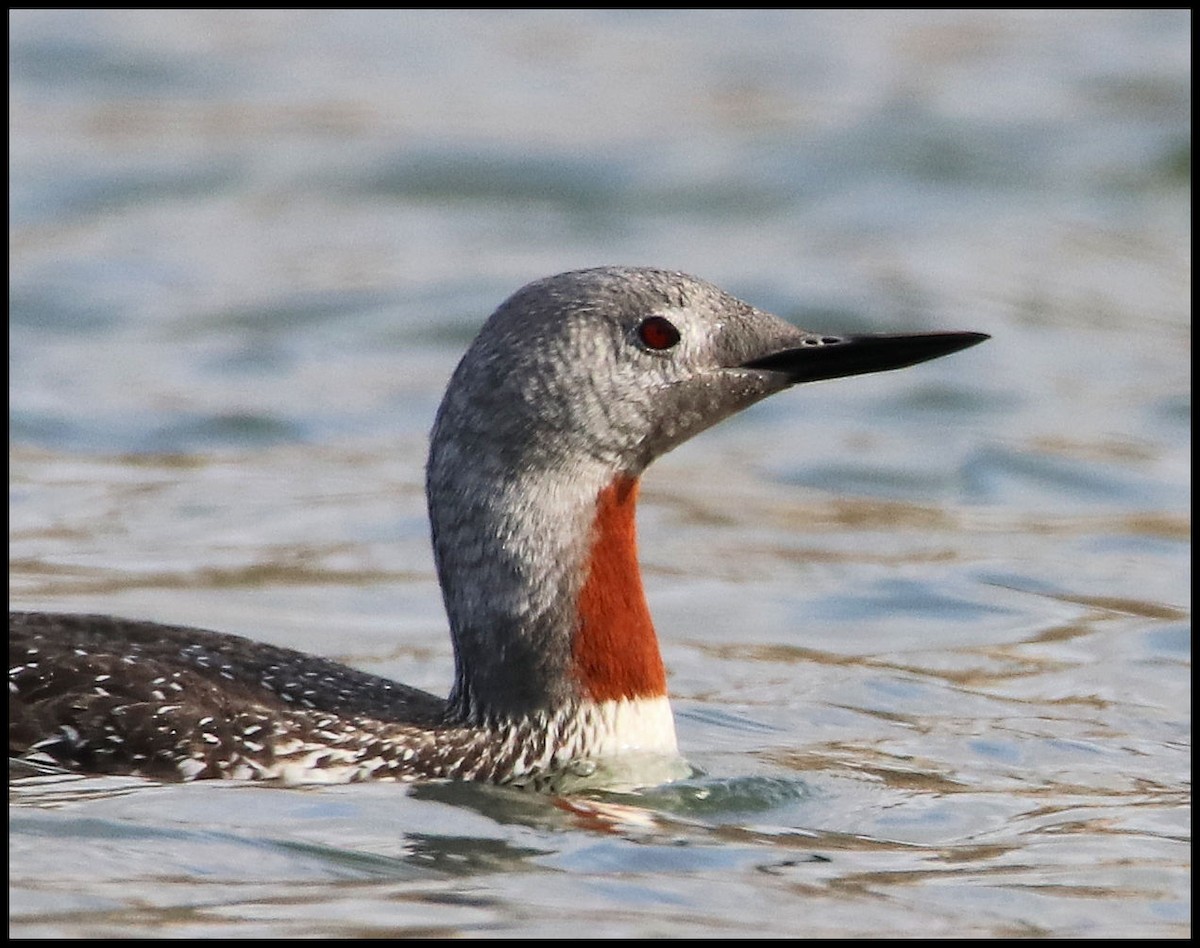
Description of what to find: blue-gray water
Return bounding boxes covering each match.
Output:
[9,9,1190,938]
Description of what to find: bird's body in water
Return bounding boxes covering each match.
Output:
[9,267,988,789]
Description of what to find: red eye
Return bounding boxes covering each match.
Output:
[637,316,681,351]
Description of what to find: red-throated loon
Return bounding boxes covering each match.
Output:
[9,267,988,788]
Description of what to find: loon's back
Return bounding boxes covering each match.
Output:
[10,611,446,782]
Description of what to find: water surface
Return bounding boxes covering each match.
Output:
[9,9,1190,938]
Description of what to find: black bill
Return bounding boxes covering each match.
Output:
[741,331,990,385]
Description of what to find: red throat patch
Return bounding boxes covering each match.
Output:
[572,476,667,702]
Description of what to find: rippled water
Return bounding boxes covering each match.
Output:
[9,9,1190,938]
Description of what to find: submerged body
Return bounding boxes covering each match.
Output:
[9,267,987,787]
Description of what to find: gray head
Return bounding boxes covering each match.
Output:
[426,267,986,726]
[433,267,808,478]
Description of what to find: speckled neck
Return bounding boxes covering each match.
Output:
[427,426,668,728]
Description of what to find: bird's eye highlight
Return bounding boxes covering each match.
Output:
[637,316,681,351]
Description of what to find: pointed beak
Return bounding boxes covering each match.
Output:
[740,331,989,385]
